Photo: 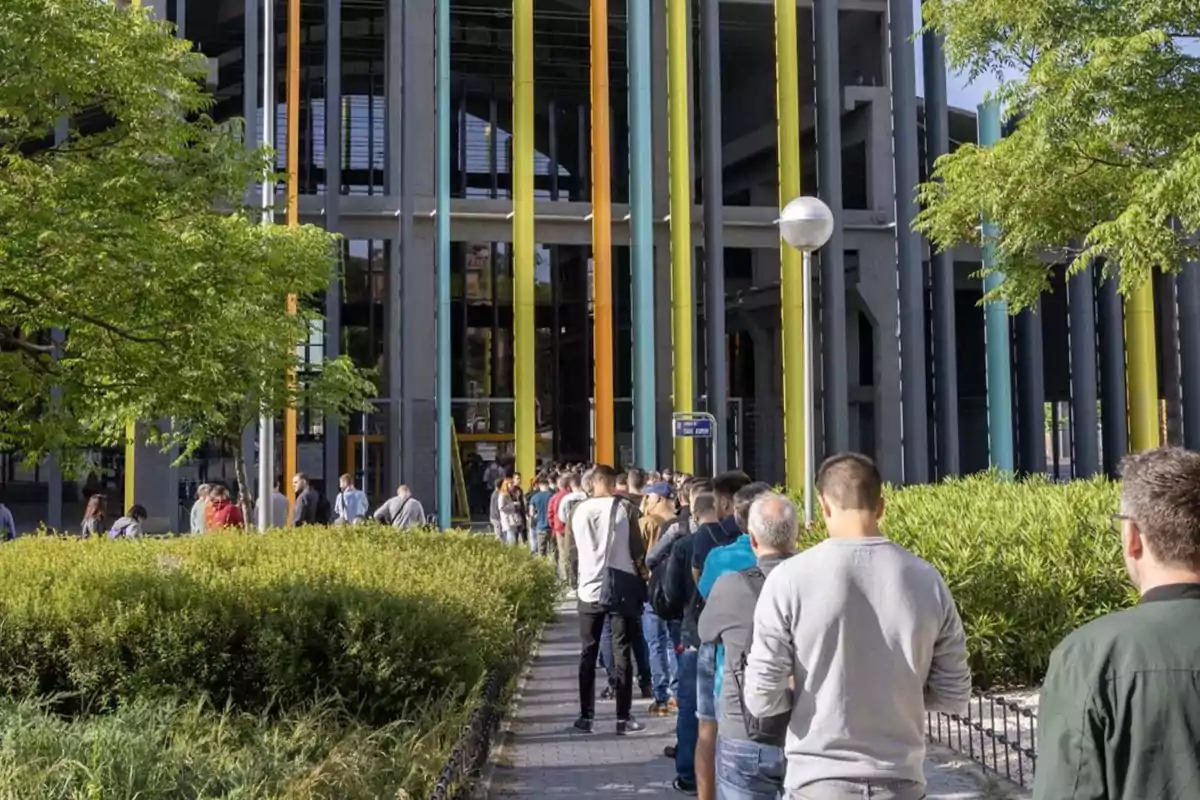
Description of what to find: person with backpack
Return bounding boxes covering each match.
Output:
[698,492,798,799]
[372,485,427,530]
[333,473,370,525]
[640,482,681,716]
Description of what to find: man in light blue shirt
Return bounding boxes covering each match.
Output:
[0,502,16,540]
[334,473,370,524]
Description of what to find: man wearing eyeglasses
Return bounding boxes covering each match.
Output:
[1035,447,1200,800]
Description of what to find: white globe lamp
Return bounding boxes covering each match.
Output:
[778,196,834,253]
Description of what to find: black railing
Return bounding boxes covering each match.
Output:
[429,665,508,800]
[927,691,1038,788]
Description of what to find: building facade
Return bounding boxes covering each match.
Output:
[8,0,1196,531]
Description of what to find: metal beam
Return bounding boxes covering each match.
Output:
[436,0,452,526]
[977,101,1014,473]
[323,0,342,502]
[513,0,537,483]
[1098,270,1127,476]
[628,0,657,469]
[284,0,300,508]
[591,0,615,466]
[776,0,803,491]
[701,0,727,473]
[1180,260,1200,450]
[384,0,403,495]
[1067,264,1100,477]
[668,0,695,474]
[1015,303,1046,474]
[816,0,848,459]
[922,25,959,477]
[889,0,928,483]
[399,0,417,485]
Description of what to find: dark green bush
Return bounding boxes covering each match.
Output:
[0,527,557,722]
[797,474,1132,688]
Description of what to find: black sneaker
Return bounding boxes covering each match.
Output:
[663,744,676,759]
[616,716,646,735]
[573,716,594,733]
[639,680,653,699]
[672,778,698,795]
[600,685,616,700]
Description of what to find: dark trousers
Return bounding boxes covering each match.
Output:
[579,600,635,721]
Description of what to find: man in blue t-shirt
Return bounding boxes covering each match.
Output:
[526,475,555,558]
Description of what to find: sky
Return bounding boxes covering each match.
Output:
[910,0,1012,111]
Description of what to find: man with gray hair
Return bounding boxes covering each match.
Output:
[744,453,970,799]
[699,492,798,799]
[372,484,427,530]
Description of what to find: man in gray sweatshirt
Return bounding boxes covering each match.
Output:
[699,492,798,799]
[743,453,971,799]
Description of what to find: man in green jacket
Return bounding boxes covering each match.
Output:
[1035,447,1200,800]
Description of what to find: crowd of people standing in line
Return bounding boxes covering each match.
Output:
[516,447,1200,800]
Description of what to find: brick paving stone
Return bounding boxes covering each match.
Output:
[489,602,990,799]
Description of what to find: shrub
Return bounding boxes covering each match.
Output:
[797,474,1131,688]
[0,527,557,722]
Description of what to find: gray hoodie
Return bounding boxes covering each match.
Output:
[108,516,144,539]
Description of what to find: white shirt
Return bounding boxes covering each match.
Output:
[570,496,636,604]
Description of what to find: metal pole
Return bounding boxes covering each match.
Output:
[513,0,537,483]
[922,25,959,477]
[399,0,416,485]
[1098,270,1128,475]
[803,251,815,526]
[889,0,929,484]
[591,0,615,466]
[1067,263,1100,476]
[627,0,656,469]
[978,101,1014,473]
[775,0,804,492]
[384,0,403,495]
[257,0,275,531]
[1180,261,1200,449]
[1015,302,1046,474]
[700,0,727,474]
[814,0,848,458]
[323,0,342,504]
[283,0,300,514]
[1127,274,1160,451]
[436,0,452,527]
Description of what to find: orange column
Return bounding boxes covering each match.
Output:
[284,0,300,512]
[591,0,615,466]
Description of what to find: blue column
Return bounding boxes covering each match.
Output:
[628,0,657,467]
[436,0,452,527]
[978,101,1014,472]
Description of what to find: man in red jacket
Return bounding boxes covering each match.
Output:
[547,473,571,550]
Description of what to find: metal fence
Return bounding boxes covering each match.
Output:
[428,665,508,800]
[927,690,1039,789]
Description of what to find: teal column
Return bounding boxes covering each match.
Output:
[978,100,1014,472]
[436,0,452,527]
[628,0,656,466]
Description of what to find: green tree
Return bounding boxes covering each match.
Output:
[0,0,374,512]
[916,0,1200,310]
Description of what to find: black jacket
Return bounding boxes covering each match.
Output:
[1034,583,1200,800]
[293,487,320,526]
[663,532,700,648]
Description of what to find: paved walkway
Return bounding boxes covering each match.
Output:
[488,602,999,799]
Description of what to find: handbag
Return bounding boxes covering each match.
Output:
[599,497,647,616]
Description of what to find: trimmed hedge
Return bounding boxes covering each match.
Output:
[0,528,557,722]
[798,474,1132,688]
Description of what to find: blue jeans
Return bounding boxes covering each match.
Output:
[642,604,677,704]
[697,642,718,721]
[675,648,699,783]
[716,736,786,800]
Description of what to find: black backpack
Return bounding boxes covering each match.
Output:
[729,566,791,746]
[315,494,333,525]
[649,555,682,621]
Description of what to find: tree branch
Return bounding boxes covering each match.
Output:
[2,289,168,345]
[0,329,55,355]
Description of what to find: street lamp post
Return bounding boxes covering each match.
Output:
[778,196,834,527]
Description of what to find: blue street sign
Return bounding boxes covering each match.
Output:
[674,417,714,438]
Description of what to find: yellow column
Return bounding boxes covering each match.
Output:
[775,0,804,492]
[667,0,694,473]
[591,0,615,466]
[124,422,136,510]
[513,0,537,483]
[284,0,300,512]
[1126,279,1160,450]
